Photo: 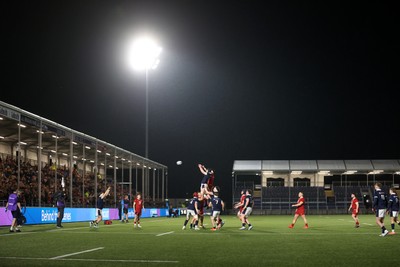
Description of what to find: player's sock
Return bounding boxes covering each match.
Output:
[190,223,193,229]
[242,223,246,227]
[381,226,386,233]
[305,223,308,227]
[391,224,395,231]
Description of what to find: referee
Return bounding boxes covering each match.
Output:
[5,189,22,233]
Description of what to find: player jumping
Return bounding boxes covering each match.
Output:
[90,186,111,228]
[198,164,214,197]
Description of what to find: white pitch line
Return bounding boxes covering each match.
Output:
[0,232,38,237]
[0,256,179,263]
[156,231,174,237]
[49,247,104,260]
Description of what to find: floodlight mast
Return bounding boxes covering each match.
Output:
[128,37,161,159]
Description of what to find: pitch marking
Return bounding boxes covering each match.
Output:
[156,231,174,236]
[50,247,104,259]
[0,256,179,263]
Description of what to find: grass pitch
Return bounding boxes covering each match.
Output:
[0,214,398,266]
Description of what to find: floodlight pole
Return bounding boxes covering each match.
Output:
[145,68,149,159]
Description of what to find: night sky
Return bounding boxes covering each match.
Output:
[3,1,399,201]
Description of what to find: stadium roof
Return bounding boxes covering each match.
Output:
[0,101,167,170]
[233,159,400,174]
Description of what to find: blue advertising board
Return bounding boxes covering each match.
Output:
[0,207,169,226]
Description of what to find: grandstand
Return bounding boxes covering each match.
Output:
[232,160,400,215]
[0,101,168,208]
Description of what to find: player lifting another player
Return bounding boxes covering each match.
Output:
[182,192,200,230]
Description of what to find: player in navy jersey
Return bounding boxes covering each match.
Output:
[90,187,111,228]
[198,164,214,197]
[182,192,200,230]
[5,189,22,233]
[209,191,225,231]
[373,183,389,236]
[122,195,130,223]
[53,187,67,228]
[387,187,400,235]
[239,189,254,230]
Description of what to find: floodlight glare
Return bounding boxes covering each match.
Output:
[128,37,162,70]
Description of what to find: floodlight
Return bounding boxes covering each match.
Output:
[127,37,162,70]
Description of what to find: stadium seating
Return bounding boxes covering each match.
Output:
[232,184,396,215]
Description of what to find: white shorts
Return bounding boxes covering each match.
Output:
[243,207,252,218]
[200,183,208,190]
[186,209,198,220]
[376,209,386,218]
[96,208,102,217]
[390,211,399,218]
[212,211,221,217]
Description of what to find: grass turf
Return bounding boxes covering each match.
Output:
[0,214,398,266]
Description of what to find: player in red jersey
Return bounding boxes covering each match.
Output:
[289,192,308,229]
[348,193,360,228]
[234,189,246,224]
[196,191,206,228]
[207,172,215,192]
[133,193,145,228]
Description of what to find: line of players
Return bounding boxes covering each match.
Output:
[183,164,226,231]
[182,164,255,231]
[51,165,398,236]
[348,183,400,236]
[89,187,145,229]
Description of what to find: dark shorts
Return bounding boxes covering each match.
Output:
[11,210,20,219]
[123,208,128,214]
